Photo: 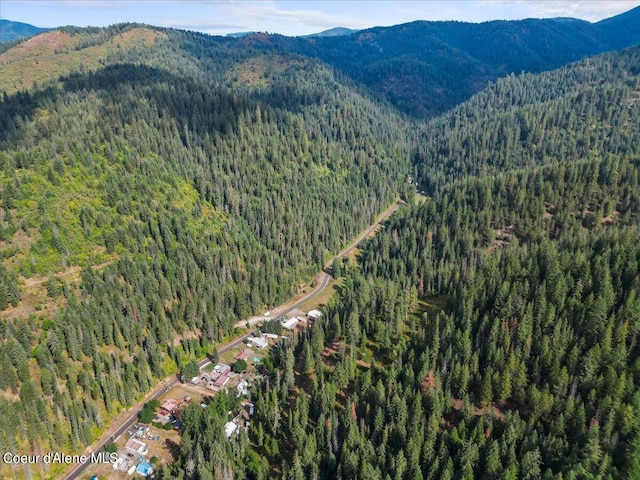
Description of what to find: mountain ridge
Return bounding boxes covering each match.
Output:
[0,19,50,42]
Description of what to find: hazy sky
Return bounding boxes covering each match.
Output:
[3,1,640,37]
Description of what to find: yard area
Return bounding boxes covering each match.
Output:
[82,326,285,479]
[83,424,181,479]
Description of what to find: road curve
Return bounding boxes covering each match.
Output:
[64,199,402,480]
[286,199,403,315]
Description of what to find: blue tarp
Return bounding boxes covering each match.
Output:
[136,461,153,476]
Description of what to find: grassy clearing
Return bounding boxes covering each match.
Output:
[414,192,429,204]
[225,54,306,89]
[0,28,167,94]
[296,276,343,313]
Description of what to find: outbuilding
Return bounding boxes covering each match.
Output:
[282,318,299,330]
[248,336,268,349]
[124,438,148,456]
[234,348,254,361]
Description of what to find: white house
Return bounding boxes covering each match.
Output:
[248,336,268,349]
[214,363,232,374]
[307,309,322,320]
[237,379,249,396]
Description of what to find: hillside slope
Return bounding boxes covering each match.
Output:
[221,45,640,480]
[280,6,640,118]
[0,25,411,478]
[412,45,640,193]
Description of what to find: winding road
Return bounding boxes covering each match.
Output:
[64,199,403,480]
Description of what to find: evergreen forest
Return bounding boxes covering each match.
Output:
[0,10,639,480]
[160,46,640,479]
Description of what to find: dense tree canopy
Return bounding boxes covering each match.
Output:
[165,46,640,480]
[0,28,411,467]
[0,18,639,480]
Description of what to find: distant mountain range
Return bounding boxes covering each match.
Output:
[227,27,358,38]
[226,31,258,38]
[303,27,359,38]
[277,6,640,118]
[2,5,640,118]
[1,6,640,480]
[0,19,50,42]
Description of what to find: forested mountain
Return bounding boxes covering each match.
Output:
[275,6,640,118]
[0,24,411,477]
[173,46,640,480]
[1,10,640,479]
[412,46,640,193]
[0,19,49,42]
[302,27,359,38]
[4,7,640,118]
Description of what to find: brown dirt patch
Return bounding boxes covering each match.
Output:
[450,398,506,419]
[489,224,516,254]
[600,210,619,225]
[320,342,343,369]
[0,255,117,320]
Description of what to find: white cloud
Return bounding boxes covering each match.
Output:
[486,0,640,22]
[5,0,122,8]
[151,19,247,32]
[218,1,369,30]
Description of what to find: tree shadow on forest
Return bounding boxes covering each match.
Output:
[164,438,181,460]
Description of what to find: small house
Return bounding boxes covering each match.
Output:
[234,348,254,361]
[224,421,239,439]
[237,379,249,397]
[308,309,322,320]
[214,363,232,374]
[160,398,180,415]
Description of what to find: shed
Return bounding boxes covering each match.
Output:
[234,348,254,361]
[308,309,322,320]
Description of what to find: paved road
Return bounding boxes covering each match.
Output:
[287,200,403,313]
[64,332,253,480]
[64,199,403,480]
[237,200,404,327]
